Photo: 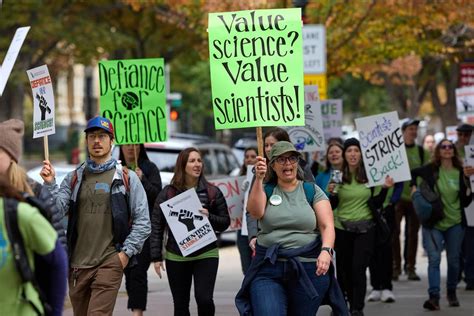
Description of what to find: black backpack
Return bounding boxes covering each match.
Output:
[4,197,53,315]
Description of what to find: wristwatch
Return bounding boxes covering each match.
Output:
[321,247,335,257]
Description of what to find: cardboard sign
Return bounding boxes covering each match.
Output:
[160,189,217,256]
[304,73,327,100]
[99,59,167,144]
[0,26,30,96]
[240,165,255,236]
[27,65,55,138]
[456,86,474,118]
[286,85,325,152]
[208,8,304,129]
[464,145,474,227]
[320,99,343,140]
[209,176,246,231]
[355,111,411,186]
[302,25,326,74]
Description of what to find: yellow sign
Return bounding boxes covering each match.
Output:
[304,74,327,100]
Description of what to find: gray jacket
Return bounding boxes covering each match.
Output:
[44,162,151,258]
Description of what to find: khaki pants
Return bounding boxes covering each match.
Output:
[69,254,124,316]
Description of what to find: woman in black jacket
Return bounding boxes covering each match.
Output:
[411,139,472,311]
[150,147,230,316]
[120,144,162,316]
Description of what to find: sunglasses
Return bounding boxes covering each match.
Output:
[275,155,299,165]
[440,144,454,150]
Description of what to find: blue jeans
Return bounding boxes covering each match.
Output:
[250,260,329,316]
[422,224,464,298]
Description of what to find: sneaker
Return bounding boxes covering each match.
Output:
[407,270,421,281]
[351,310,364,316]
[423,297,440,311]
[447,290,460,307]
[367,290,381,302]
[381,289,396,303]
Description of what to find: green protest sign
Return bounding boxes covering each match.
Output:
[99,59,167,144]
[209,8,304,130]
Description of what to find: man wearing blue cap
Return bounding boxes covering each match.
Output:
[40,116,151,315]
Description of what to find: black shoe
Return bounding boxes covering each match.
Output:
[447,290,460,307]
[351,310,364,316]
[407,270,421,281]
[423,298,440,311]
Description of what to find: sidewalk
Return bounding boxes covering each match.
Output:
[64,245,474,316]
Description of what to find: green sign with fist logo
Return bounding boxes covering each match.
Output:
[99,58,167,144]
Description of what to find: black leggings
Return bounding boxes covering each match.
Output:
[166,257,219,316]
[124,239,151,310]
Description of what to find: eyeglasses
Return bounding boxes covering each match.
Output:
[440,144,454,150]
[275,155,299,165]
[87,133,109,142]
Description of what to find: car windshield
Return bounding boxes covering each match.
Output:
[146,149,180,172]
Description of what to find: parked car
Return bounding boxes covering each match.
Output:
[232,137,258,163]
[27,164,78,185]
[112,136,241,186]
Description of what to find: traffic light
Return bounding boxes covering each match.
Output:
[170,108,179,121]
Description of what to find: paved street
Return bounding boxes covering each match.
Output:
[64,238,474,316]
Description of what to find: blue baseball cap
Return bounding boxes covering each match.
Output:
[84,116,114,135]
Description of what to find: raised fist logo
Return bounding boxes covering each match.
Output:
[122,91,140,111]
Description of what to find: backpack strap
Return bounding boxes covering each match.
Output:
[122,166,130,192]
[264,182,315,206]
[4,198,52,315]
[71,170,78,191]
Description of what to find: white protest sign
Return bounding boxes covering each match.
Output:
[321,99,343,140]
[160,188,217,256]
[240,165,255,236]
[0,26,30,96]
[464,145,474,226]
[27,65,55,138]
[302,25,326,74]
[446,125,458,142]
[286,85,325,152]
[456,86,474,118]
[356,111,411,187]
[209,176,246,231]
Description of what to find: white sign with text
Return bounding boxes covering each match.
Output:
[209,176,245,231]
[456,86,474,118]
[286,85,325,152]
[320,99,343,140]
[464,145,474,227]
[240,165,255,236]
[0,26,30,96]
[355,111,411,187]
[27,65,55,138]
[302,25,326,74]
[160,189,217,256]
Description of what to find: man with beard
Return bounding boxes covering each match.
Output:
[40,116,150,315]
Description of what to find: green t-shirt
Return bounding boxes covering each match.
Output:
[258,182,327,250]
[334,175,381,230]
[401,145,430,201]
[71,168,117,268]
[435,167,462,231]
[0,199,57,316]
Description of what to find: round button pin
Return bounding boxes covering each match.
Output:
[269,194,282,206]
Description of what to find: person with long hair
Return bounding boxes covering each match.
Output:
[150,147,230,316]
[328,138,393,316]
[119,144,162,316]
[237,147,257,274]
[411,139,472,311]
[236,141,347,315]
[0,178,68,316]
[316,142,344,197]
